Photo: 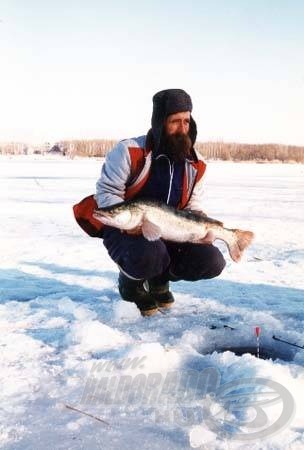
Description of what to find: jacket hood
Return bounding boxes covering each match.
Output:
[151,89,197,153]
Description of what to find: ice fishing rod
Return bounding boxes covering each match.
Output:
[272,335,304,350]
[210,326,304,354]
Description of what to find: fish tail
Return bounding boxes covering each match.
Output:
[228,229,255,262]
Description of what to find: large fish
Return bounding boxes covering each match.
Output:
[93,200,254,262]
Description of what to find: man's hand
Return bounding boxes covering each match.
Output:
[199,230,216,244]
[188,210,215,244]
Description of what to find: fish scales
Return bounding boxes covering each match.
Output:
[142,202,208,242]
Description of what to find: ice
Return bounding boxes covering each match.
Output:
[67,319,131,353]
[0,155,303,449]
[189,425,217,448]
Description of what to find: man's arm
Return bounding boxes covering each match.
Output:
[184,169,207,215]
[184,163,215,243]
[95,140,142,235]
[95,141,132,208]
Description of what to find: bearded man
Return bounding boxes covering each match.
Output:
[92,89,226,315]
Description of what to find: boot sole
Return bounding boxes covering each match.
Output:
[157,302,174,308]
[140,307,159,317]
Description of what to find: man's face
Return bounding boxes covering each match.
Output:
[164,111,191,136]
[162,111,192,162]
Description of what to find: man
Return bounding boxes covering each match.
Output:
[92,89,226,316]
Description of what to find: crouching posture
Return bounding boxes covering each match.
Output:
[75,89,226,316]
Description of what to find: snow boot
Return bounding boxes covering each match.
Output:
[147,276,175,308]
[118,272,159,317]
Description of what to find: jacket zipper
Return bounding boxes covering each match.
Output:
[155,154,174,205]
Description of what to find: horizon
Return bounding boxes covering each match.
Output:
[1,1,304,146]
[1,136,304,151]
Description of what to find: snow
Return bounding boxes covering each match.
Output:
[0,154,304,449]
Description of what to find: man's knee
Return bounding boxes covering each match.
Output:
[170,244,226,281]
[199,247,226,279]
[120,239,170,279]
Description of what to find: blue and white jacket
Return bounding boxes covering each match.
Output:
[95,134,207,212]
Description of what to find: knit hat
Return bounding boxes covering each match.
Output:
[151,89,197,152]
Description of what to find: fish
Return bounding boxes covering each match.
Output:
[93,200,254,262]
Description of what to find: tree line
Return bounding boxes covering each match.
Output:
[1,139,303,162]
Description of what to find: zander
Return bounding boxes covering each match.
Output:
[93,200,254,262]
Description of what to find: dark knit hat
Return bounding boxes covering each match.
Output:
[151,89,197,152]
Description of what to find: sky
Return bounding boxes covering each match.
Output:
[1,0,304,146]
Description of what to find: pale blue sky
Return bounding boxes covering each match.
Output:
[1,0,304,145]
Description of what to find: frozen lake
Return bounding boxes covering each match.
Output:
[0,155,303,449]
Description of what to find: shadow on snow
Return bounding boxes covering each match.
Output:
[0,263,303,362]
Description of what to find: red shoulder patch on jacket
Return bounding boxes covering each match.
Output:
[125,146,150,199]
[128,147,146,179]
[179,160,207,209]
[193,160,206,181]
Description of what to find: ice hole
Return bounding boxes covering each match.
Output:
[213,344,296,361]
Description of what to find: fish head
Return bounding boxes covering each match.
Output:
[93,202,143,230]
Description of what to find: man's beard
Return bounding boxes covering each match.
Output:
[162,133,192,162]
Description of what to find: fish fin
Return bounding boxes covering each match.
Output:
[142,219,162,241]
[229,230,255,262]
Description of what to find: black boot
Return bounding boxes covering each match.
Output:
[147,274,175,308]
[118,272,158,316]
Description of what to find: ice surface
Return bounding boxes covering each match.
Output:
[0,155,303,449]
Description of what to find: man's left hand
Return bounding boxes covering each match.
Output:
[199,230,216,244]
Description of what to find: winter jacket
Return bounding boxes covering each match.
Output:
[73,133,206,238]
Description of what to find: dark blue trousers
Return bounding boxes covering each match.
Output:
[103,227,226,281]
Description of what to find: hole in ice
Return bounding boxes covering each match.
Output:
[213,345,295,361]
